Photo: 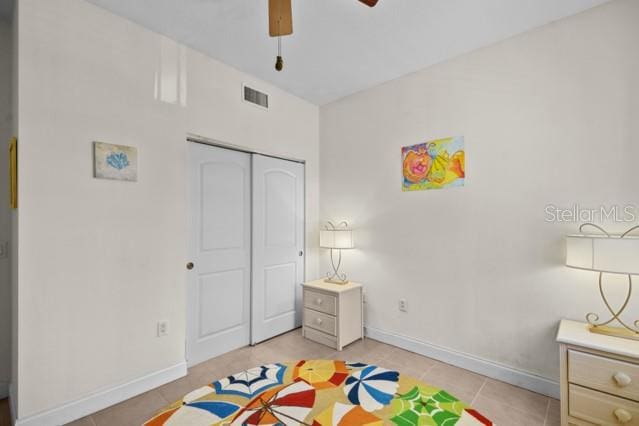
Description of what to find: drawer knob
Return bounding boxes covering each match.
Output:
[316,298,323,305]
[316,318,323,325]
[614,372,632,387]
[614,408,632,424]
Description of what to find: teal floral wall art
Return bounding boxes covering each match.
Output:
[93,142,138,182]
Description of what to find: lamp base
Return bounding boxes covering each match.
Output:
[589,324,639,341]
[324,278,350,285]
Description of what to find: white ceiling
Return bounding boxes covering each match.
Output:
[88,0,608,105]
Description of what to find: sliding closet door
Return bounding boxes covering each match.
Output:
[187,143,251,366]
[252,155,305,344]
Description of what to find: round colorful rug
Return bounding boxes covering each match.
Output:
[144,360,493,425]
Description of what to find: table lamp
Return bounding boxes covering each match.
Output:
[320,221,354,284]
[566,223,639,340]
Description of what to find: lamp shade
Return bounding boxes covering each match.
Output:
[320,229,354,249]
[566,234,639,275]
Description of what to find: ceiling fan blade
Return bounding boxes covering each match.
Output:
[269,0,293,37]
[358,0,379,7]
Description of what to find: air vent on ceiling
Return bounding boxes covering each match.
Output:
[243,85,269,109]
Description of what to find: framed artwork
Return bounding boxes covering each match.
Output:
[402,136,465,191]
[9,137,17,208]
[93,142,138,182]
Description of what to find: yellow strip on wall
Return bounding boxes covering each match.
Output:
[9,137,17,209]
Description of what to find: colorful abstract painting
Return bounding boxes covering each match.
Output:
[93,141,138,182]
[144,359,493,426]
[402,136,465,191]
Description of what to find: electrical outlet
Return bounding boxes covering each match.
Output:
[399,299,407,312]
[157,320,169,337]
[0,241,7,259]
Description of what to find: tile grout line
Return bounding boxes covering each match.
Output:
[470,379,487,406]
[418,360,439,381]
[542,398,551,426]
[156,388,171,405]
[472,381,551,424]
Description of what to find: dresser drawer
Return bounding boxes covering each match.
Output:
[569,350,639,401]
[304,290,337,315]
[304,308,337,336]
[569,384,639,425]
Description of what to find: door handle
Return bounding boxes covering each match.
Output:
[186,262,194,270]
[299,250,304,256]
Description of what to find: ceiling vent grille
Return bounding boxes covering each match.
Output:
[243,85,269,109]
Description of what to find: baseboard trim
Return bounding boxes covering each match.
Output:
[365,326,560,399]
[0,381,8,399]
[14,361,187,426]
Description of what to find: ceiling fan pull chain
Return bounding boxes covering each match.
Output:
[275,35,284,71]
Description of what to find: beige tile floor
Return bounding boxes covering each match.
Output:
[53,328,559,425]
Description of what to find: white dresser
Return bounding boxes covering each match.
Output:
[557,319,639,426]
[301,279,364,351]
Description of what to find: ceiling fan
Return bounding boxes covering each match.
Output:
[269,0,379,71]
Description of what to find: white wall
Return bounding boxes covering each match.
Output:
[0,16,13,400]
[14,0,318,420]
[320,0,639,385]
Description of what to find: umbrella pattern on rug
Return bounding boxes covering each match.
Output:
[145,359,492,425]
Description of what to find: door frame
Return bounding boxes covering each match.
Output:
[186,133,306,355]
[187,133,306,164]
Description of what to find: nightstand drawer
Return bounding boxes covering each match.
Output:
[304,327,337,349]
[569,350,639,401]
[304,290,337,315]
[569,384,639,425]
[304,308,337,336]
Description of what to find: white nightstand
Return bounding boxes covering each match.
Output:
[557,319,639,426]
[301,279,364,351]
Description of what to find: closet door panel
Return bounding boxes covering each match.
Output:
[252,154,305,344]
[187,143,251,366]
